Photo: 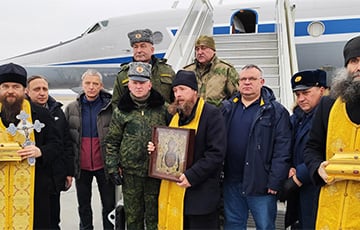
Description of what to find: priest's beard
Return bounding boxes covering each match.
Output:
[0,95,24,125]
[331,69,360,104]
[168,99,196,117]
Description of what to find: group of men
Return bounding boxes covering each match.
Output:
[1,27,360,230]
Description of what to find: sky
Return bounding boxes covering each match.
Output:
[0,0,193,60]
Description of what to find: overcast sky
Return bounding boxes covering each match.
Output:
[0,0,193,60]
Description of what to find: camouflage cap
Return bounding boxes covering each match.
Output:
[128,62,152,82]
[127,29,154,47]
[195,35,216,51]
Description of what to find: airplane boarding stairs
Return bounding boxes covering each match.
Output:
[214,32,282,102]
[214,32,287,229]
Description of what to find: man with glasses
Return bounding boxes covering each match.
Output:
[221,64,292,229]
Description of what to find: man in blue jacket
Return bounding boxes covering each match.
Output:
[221,64,291,229]
[65,69,115,230]
[283,69,327,229]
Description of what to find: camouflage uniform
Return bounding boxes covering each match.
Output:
[184,55,239,107]
[111,55,175,108]
[105,89,167,230]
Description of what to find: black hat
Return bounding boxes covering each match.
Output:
[291,69,327,91]
[0,63,27,87]
[172,70,198,91]
[343,35,360,66]
[127,29,153,47]
[128,62,151,82]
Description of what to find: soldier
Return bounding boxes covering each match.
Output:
[105,62,167,230]
[183,35,239,107]
[111,28,175,108]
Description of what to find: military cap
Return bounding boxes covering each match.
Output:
[195,35,216,51]
[343,35,360,67]
[128,62,152,82]
[127,29,154,47]
[0,62,27,87]
[291,69,327,92]
[172,70,198,91]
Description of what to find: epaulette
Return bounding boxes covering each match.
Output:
[119,63,130,72]
[183,62,195,69]
[157,58,168,64]
[159,73,172,77]
[219,58,235,68]
[121,78,129,85]
[120,62,129,67]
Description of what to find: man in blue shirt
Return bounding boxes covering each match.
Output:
[222,64,291,229]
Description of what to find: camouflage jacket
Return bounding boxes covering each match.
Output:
[184,55,239,107]
[105,89,167,177]
[111,55,175,109]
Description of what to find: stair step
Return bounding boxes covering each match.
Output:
[216,48,278,56]
[222,56,278,65]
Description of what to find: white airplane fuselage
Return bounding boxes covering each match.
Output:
[2,0,360,89]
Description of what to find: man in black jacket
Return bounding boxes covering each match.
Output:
[0,62,61,229]
[26,75,74,229]
[149,70,227,229]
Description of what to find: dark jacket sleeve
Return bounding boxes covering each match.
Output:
[304,96,335,186]
[267,103,292,191]
[183,104,227,215]
[32,104,61,168]
[58,109,75,177]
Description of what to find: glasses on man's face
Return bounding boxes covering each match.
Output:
[239,77,261,82]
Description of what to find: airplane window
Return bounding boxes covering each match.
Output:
[153,31,163,44]
[307,21,325,37]
[87,23,101,34]
[100,20,109,27]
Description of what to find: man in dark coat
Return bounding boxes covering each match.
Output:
[26,75,74,229]
[0,62,61,229]
[282,69,327,229]
[304,35,360,229]
[221,64,291,229]
[150,70,227,229]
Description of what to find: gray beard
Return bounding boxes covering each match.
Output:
[331,69,360,104]
[341,80,360,104]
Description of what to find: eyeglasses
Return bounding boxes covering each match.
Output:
[239,77,262,82]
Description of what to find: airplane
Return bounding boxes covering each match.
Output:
[1,0,360,91]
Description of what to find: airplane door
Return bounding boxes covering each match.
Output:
[231,9,257,34]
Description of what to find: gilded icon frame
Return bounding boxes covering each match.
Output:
[149,126,195,182]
